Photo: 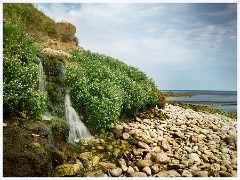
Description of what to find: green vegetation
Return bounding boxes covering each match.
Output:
[3,3,165,133]
[65,50,161,133]
[3,23,46,119]
[3,3,56,40]
[169,101,237,119]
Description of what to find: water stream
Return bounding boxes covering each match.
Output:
[38,54,91,142]
[65,94,91,143]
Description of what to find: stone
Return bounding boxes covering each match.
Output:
[110,167,122,177]
[138,141,150,150]
[132,149,144,156]
[142,166,151,176]
[56,21,76,36]
[224,136,237,146]
[197,134,206,142]
[181,170,193,177]
[185,147,192,153]
[150,131,157,138]
[52,164,80,177]
[92,156,100,166]
[200,129,209,135]
[41,48,72,60]
[161,138,170,151]
[189,153,201,163]
[86,170,106,177]
[122,132,130,140]
[130,172,147,177]
[98,162,116,169]
[154,170,181,177]
[151,163,160,173]
[153,152,170,164]
[28,142,41,148]
[139,124,148,130]
[127,166,135,174]
[51,150,65,167]
[219,171,232,177]
[220,147,229,153]
[210,163,220,172]
[195,171,208,177]
[173,132,185,139]
[136,159,153,168]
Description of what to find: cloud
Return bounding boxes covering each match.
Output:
[37,3,237,90]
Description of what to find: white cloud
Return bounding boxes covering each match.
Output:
[37,3,237,90]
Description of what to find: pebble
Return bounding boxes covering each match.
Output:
[110,168,122,177]
[94,104,237,177]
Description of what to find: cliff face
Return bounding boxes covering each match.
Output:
[43,20,84,54]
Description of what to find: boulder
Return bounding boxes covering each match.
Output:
[52,164,82,177]
[41,48,72,61]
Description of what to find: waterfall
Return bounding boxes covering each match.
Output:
[38,60,45,91]
[38,60,52,120]
[65,94,91,143]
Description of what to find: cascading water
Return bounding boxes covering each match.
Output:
[65,94,91,143]
[38,53,91,142]
[38,60,45,92]
[38,59,52,120]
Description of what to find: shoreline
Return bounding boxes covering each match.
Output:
[50,103,237,177]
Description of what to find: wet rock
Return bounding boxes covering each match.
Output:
[51,150,64,168]
[52,164,82,177]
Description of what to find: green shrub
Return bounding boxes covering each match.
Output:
[157,90,166,109]
[65,51,161,133]
[3,24,46,119]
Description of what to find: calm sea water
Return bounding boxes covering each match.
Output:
[163,90,237,113]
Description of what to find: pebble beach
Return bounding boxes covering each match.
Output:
[98,103,237,177]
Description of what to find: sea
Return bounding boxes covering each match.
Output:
[162,90,237,113]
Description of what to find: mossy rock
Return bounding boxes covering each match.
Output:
[51,150,64,168]
[3,121,51,176]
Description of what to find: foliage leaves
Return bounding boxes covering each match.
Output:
[65,51,161,133]
[3,24,46,119]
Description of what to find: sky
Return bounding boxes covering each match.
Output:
[36,2,237,91]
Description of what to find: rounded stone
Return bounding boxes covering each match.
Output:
[136,159,153,168]
[182,170,193,177]
[142,166,151,176]
[110,167,122,177]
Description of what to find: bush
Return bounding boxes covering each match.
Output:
[157,90,166,109]
[65,51,161,133]
[3,24,46,119]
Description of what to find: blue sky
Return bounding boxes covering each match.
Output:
[37,2,237,91]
